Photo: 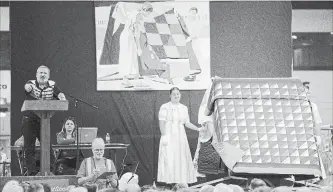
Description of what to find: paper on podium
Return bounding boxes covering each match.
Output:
[97,171,117,180]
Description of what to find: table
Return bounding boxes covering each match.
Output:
[11,143,130,175]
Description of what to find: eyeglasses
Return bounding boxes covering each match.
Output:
[93,149,104,152]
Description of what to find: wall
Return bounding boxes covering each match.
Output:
[292,9,333,125]
[292,10,333,32]
[211,1,292,78]
[0,5,11,175]
[10,1,292,184]
[293,71,332,125]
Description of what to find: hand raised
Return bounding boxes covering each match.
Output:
[24,84,32,92]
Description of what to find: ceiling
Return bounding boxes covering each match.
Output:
[1,1,333,9]
[291,1,333,9]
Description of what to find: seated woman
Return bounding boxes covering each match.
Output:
[55,117,84,175]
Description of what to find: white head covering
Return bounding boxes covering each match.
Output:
[118,172,139,191]
[2,180,24,192]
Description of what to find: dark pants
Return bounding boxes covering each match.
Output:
[22,116,54,175]
[55,151,85,175]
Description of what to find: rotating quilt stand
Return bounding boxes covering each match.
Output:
[189,174,248,189]
[191,78,326,189]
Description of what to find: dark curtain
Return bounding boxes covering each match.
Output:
[10,1,291,185]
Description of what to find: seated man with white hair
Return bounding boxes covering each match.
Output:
[77,138,119,190]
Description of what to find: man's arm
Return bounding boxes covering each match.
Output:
[24,80,35,94]
[77,159,95,185]
[52,82,66,100]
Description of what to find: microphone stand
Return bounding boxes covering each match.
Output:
[62,91,98,173]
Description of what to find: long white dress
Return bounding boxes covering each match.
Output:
[158,102,197,184]
[112,2,141,76]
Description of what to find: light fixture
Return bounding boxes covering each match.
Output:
[0,112,6,118]
[292,35,297,40]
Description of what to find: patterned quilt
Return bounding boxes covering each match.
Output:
[206,78,322,176]
[142,9,189,59]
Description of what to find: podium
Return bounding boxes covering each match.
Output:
[21,100,68,176]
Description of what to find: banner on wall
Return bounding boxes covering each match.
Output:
[0,7,10,31]
[0,70,11,103]
[95,1,210,91]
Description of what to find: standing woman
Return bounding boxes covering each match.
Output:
[55,117,84,175]
[157,87,200,184]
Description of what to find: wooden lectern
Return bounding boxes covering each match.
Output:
[21,100,68,176]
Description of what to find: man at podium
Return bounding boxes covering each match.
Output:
[21,65,67,176]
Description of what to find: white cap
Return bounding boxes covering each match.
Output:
[118,172,139,191]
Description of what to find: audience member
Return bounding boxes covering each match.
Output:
[322,186,333,192]
[172,183,188,191]
[252,186,272,192]
[250,179,267,190]
[228,184,245,192]
[41,183,51,192]
[271,186,293,192]
[295,187,313,192]
[199,185,215,192]
[214,183,233,192]
[119,172,139,191]
[124,184,141,192]
[2,180,24,192]
[67,185,77,192]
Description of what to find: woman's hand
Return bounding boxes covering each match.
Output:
[161,135,168,146]
[66,135,72,139]
[193,159,198,169]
